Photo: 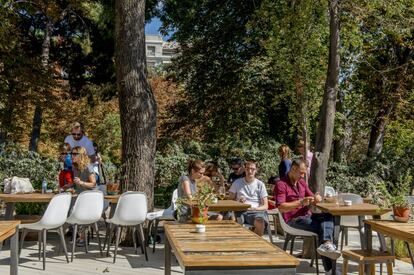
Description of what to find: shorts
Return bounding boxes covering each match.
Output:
[236,211,269,227]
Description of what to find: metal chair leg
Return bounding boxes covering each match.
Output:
[283,234,291,251]
[314,236,319,275]
[106,224,113,257]
[340,226,345,250]
[405,241,414,268]
[113,226,121,264]
[132,226,138,254]
[290,236,296,255]
[84,227,89,254]
[38,231,42,260]
[94,223,103,256]
[71,224,78,262]
[153,219,159,253]
[19,228,27,256]
[42,229,47,270]
[58,226,69,263]
[139,224,148,261]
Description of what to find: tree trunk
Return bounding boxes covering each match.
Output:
[309,0,340,194]
[367,104,392,158]
[28,105,43,151]
[333,90,344,162]
[29,21,52,152]
[115,0,157,209]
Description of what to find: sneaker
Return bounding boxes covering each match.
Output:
[317,242,341,260]
[325,270,342,275]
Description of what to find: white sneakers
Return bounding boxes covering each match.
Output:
[317,242,341,260]
[325,270,342,275]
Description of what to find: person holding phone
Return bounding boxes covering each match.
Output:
[274,159,340,273]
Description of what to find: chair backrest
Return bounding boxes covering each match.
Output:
[39,193,72,228]
[340,193,363,204]
[406,196,414,205]
[112,191,148,224]
[171,189,178,210]
[324,186,336,197]
[276,209,291,233]
[69,190,104,223]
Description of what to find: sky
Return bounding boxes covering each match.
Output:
[145,17,173,40]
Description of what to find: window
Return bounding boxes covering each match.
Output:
[147,46,156,56]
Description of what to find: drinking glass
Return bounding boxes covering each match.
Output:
[218,186,226,200]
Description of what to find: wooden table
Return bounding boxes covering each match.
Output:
[0,193,120,220]
[316,203,391,274]
[364,219,414,270]
[207,199,250,212]
[164,221,299,274]
[0,221,20,275]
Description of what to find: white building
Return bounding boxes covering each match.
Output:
[145,34,179,68]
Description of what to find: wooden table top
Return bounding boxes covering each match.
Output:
[164,221,299,269]
[364,220,414,243]
[0,193,120,203]
[0,221,20,242]
[207,199,251,212]
[316,203,391,216]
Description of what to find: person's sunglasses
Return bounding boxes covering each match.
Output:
[71,133,82,137]
[232,167,240,171]
[71,152,80,156]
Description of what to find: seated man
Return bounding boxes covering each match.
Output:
[274,159,340,274]
[229,160,268,236]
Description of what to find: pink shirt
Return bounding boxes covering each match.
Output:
[274,176,314,223]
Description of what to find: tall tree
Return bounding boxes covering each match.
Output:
[115,0,157,207]
[309,0,340,194]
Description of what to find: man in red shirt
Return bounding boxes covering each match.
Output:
[274,159,340,274]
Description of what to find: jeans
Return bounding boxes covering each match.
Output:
[288,213,334,271]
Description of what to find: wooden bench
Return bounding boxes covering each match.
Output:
[342,250,395,275]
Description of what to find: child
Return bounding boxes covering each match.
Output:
[58,143,73,190]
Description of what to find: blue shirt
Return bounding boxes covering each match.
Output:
[278,159,292,178]
[64,153,72,170]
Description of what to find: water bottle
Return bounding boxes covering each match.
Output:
[42,179,47,194]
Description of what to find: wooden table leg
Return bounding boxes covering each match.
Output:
[5,203,15,220]
[164,233,171,275]
[364,222,373,275]
[10,225,18,275]
[331,215,341,274]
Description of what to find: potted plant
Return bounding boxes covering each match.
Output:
[175,179,217,225]
[372,171,412,222]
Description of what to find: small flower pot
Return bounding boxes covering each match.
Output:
[191,206,208,224]
[392,206,410,222]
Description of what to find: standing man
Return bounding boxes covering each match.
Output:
[227,158,246,185]
[297,140,313,179]
[274,159,340,273]
[229,160,268,236]
[64,122,95,160]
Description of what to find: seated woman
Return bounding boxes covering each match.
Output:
[203,161,226,192]
[71,146,97,193]
[177,160,222,221]
[71,146,97,246]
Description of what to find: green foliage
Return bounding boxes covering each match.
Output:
[0,143,59,189]
[0,143,59,215]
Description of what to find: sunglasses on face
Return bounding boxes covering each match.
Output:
[71,133,82,137]
[232,167,240,171]
[71,152,80,156]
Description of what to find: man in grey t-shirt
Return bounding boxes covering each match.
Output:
[229,160,268,236]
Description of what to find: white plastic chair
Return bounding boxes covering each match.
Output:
[324,186,336,197]
[339,193,364,250]
[105,192,148,263]
[19,193,72,270]
[146,189,178,253]
[277,210,320,275]
[66,190,104,261]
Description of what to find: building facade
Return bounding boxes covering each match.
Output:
[145,34,179,68]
